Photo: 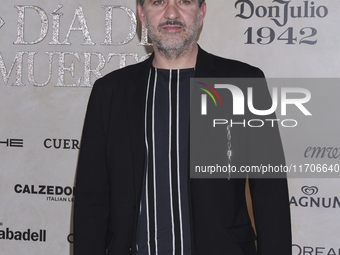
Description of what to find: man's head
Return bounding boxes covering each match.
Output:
[138,0,206,59]
[139,0,206,8]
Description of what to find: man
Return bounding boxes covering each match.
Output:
[74,1,292,255]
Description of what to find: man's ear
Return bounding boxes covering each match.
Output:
[199,2,207,27]
[137,4,147,28]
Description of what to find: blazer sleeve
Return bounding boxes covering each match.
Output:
[73,80,110,255]
[247,69,292,255]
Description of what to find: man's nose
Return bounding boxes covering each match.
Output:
[164,3,180,20]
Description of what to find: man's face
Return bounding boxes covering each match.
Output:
[138,0,206,58]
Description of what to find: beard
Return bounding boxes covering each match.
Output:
[145,14,200,59]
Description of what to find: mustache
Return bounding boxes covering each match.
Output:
[158,20,186,28]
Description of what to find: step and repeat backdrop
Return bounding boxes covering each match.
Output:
[1,0,339,254]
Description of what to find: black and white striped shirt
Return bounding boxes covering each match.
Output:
[137,67,194,255]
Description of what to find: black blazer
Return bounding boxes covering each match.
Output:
[74,46,292,255]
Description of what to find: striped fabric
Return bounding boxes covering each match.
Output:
[136,67,194,255]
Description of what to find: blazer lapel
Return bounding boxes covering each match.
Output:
[125,54,154,199]
[194,45,216,78]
